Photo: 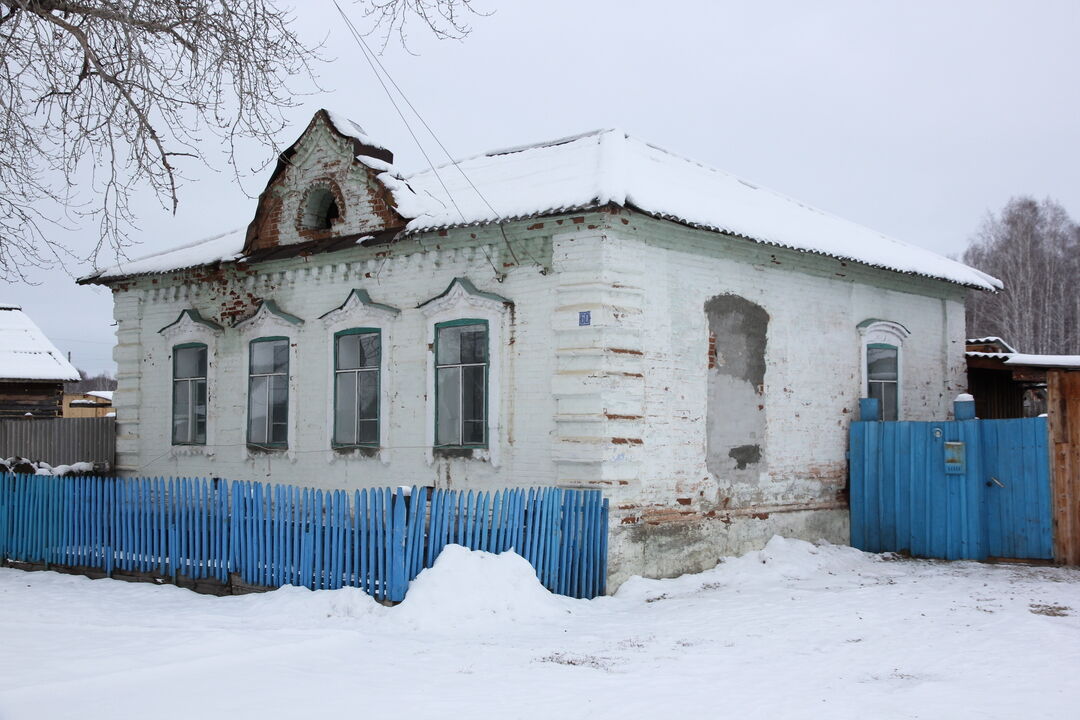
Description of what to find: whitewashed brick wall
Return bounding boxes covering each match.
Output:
[109,209,968,589]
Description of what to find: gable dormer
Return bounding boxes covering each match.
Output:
[244,109,406,253]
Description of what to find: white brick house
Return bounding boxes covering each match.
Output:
[81,110,1000,588]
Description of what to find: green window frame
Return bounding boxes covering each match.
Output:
[172,343,207,445]
[247,336,290,448]
[434,319,488,448]
[867,342,899,421]
[333,328,381,447]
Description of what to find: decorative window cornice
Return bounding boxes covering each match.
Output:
[319,289,399,327]
[419,277,511,318]
[158,309,223,341]
[857,318,910,346]
[234,299,304,334]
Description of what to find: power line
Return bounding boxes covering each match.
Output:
[331,1,543,274]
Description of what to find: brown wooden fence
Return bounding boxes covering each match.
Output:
[0,417,114,468]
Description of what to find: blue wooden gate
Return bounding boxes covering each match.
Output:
[850,416,1053,561]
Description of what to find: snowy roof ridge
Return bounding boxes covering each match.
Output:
[400,129,1000,290]
[0,306,80,382]
[80,122,1001,291]
[81,228,247,282]
[322,109,390,154]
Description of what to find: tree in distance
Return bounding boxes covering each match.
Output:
[963,197,1080,355]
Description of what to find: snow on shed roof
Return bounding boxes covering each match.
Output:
[966,351,1080,369]
[967,336,1018,353]
[394,129,1000,290]
[0,306,80,382]
[80,120,1001,291]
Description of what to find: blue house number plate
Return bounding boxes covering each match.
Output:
[579,311,591,326]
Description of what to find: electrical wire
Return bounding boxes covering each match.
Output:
[332,1,545,274]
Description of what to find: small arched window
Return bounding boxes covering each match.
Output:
[301,187,340,230]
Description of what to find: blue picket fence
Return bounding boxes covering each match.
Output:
[0,474,609,601]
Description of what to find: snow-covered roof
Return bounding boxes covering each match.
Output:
[85,228,246,282]
[80,120,1002,291]
[966,336,1017,353]
[323,110,389,154]
[390,130,1000,290]
[966,351,1080,369]
[0,305,80,382]
[87,390,114,402]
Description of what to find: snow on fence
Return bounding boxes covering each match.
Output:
[0,474,609,601]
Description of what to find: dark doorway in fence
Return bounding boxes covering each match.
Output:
[0,476,609,601]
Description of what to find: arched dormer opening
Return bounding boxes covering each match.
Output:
[301,186,341,231]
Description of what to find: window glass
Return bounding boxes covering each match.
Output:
[333,330,380,447]
[175,345,207,378]
[172,380,191,442]
[867,344,899,421]
[172,344,207,445]
[334,373,357,444]
[248,339,288,446]
[436,366,461,446]
[435,322,488,447]
[867,346,898,381]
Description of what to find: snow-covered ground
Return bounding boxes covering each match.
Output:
[1,538,1077,719]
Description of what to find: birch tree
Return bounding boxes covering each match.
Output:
[963,197,1080,355]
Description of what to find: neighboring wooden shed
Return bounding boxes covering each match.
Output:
[0,304,80,417]
[63,391,115,418]
[964,339,1080,564]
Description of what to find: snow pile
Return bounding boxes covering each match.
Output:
[393,545,579,630]
[616,536,891,600]
[0,305,80,382]
[0,457,96,476]
[230,584,384,630]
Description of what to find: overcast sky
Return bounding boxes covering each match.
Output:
[10,0,1079,374]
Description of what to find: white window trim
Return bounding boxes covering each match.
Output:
[159,310,222,458]
[235,301,303,461]
[320,290,399,465]
[420,279,511,468]
[858,319,909,420]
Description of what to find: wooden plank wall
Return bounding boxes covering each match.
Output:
[1048,370,1080,564]
[0,382,65,418]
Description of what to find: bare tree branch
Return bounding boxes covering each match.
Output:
[0,0,482,282]
[0,0,330,281]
